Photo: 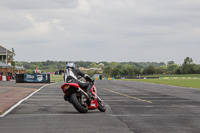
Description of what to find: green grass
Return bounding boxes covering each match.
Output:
[143,74,200,77]
[50,75,64,82]
[118,79,200,89]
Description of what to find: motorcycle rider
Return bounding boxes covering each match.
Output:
[64,62,94,99]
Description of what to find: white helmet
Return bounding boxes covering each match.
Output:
[66,62,75,69]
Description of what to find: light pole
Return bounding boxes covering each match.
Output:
[6,49,7,64]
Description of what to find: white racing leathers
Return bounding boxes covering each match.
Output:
[65,68,91,90]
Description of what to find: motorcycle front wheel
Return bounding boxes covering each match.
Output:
[70,93,88,113]
[97,97,106,112]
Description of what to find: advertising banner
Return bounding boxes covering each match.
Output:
[24,74,46,83]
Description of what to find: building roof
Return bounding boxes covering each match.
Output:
[15,66,26,70]
[0,61,12,68]
[0,45,15,56]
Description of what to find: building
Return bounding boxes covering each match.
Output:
[0,45,15,65]
[0,45,26,76]
[79,67,90,71]
[15,66,26,74]
[79,67,102,71]
[89,68,102,71]
[0,61,13,76]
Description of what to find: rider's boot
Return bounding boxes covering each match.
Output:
[64,95,71,103]
[86,84,94,100]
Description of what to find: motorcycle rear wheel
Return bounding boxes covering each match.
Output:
[97,98,106,112]
[70,93,88,113]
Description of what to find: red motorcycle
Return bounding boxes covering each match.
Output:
[61,81,106,113]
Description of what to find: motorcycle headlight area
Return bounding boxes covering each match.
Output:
[65,85,69,88]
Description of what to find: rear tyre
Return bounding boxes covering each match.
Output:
[70,93,88,113]
[97,98,106,112]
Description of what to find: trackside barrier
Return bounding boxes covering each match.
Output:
[2,76,6,81]
[50,75,116,82]
[159,77,200,79]
[93,77,115,80]
[6,76,10,81]
[16,74,51,83]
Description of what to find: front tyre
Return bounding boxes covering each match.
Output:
[70,93,88,113]
[97,97,106,112]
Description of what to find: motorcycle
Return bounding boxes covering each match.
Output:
[61,80,106,113]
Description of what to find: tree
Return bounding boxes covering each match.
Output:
[11,61,16,73]
[142,65,155,75]
[108,62,120,68]
[167,61,175,66]
[127,66,135,77]
[155,66,167,74]
[30,65,38,70]
[160,65,168,70]
[182,57,195,74]
[175,67,182,74]
[168,64,178,72]
[111,68,121,78]
[195,65,200,74]
[121,68,129,77]
[155,67,165,74]
[97,63,105,68]
[103,67,112,77]
[88,63,97,68]
[133,67,142,76]
[183,57,193,65]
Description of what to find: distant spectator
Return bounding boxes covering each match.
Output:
[0,71,3,76]
[59,69,62,75]
[55,71,59,75]
[99,75,102,80]
[59,69,65,75]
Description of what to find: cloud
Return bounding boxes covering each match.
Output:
[0,0,200,64]
[0,0,79,9]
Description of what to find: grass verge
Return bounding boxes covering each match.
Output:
[50,75,64,82]
[117,79,200,89]
[143,74,200,77]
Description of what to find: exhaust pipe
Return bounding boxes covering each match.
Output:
[77,88,90,98]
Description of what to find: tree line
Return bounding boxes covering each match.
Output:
[103,57,200,78]
[15,57,200,77]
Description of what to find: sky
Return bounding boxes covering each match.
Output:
[0,0,200,64]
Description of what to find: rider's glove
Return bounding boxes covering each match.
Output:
[84,74,93,82]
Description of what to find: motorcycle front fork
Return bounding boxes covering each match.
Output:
[81,94,87,105]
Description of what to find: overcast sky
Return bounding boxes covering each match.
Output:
[1,0,200,64]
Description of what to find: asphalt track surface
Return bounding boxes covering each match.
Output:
[1,80,200,133]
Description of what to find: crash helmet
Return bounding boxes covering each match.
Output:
[66,62,75,69]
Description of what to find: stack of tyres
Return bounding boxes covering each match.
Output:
[2,76,6,81]
[6,76,10,81]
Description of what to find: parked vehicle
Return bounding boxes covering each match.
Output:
[61,80,106,113]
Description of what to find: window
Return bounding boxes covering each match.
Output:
[0,55,6,61]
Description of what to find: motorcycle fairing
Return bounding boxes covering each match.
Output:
[88,85,98,109]
[61,83,80,95]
